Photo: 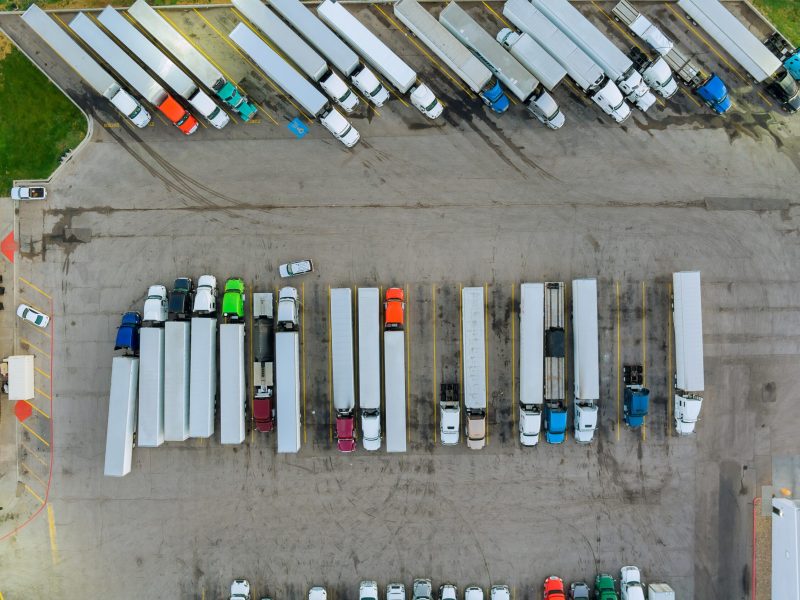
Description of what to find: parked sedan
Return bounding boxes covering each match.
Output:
[279,259,313,278]
[16,303,50,328]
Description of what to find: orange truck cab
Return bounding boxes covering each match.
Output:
[158,95,198,135]
[384,287,405,329]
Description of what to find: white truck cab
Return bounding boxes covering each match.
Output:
[620,566,646,600]
[351,67,390,106]
[464,586,484,600]
[320,109,360,147]
[277,287,299,328]
[592,79,632,123]
[193,275,217,315]
[519,405,541,446]
[439,585,457,600]
[319,72,359,112]
[440,403,460,445]
[640,57,678,98]
[410,83,443,119]
[359,581,379,600]
[309,587,327,600]
[528,90,565,129]
[361,412,381,450]
[143,284,168,323]
[110,89,152,126]
[619,69,656,110]
[189,89,231,128]
[489,586,510,600]
[230,579,251,600]
[387,583,406,600]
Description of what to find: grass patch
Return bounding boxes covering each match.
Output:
[751,0,800,46]
[0,48,87,191]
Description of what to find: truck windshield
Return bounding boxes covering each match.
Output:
[176,112,190,126]
[425,98,439,111]
[129,105,141,118]
[370,84,383,97]
[612,97,625,111]
[340,125,353,138]
[339,89,353,102]
[546,107,562,121]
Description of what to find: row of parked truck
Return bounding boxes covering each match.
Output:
[105,271,703,476]
[20,0,800,146]
[230,570,675,600]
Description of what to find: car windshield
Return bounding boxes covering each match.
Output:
[35,315,44,325]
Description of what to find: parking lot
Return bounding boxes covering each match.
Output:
[1,0,800,599]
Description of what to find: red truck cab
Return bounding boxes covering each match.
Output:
[384,287,405,329]
[336,413,356,452]
[158,95,198,135]
[253,392,274,432]
[543,576,565,600]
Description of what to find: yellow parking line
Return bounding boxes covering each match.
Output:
[18,298,48,316]
[24,483,44,505]
[48,504,59,565]
[405,284,411,445]
[328,286,333,443]
[196,9,312,121]
[484,282,489,445]
[36,367,51,380]
[20,338,50,358]
[302,282,307,445]
[25,321,51,338]
[21,441,48,467]
[27,400,50,420]
[21,461,47,489]
[680,86,702,108]
[20,421,50,447]
[432,284,437,444]
[641,281,647,442]
[159,9,279,125]
[616,281,621,442]
[374,4,475,99]
[511,283,516,432]
[36,387,52,401]
[19,277,52,300]
[667,282,673,436]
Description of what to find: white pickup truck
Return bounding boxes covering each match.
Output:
[11,186,47,200]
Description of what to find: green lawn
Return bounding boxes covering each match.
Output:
[752,0,800,46]
[0,48,87,192]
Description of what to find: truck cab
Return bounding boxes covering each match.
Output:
[193,274,218,316]
[465,413,486,450]
[623,385,649,428]
[157,95,198,135]
[336,411,356,452]
[351,66,390,106]
[595,574,619,600]
[143,284,168,323]
[440,383,460,445]
[278,287,299,329]
[519,404,541,446]
[387,583,406,600]
[115,311,142,353]
[361,409,381,450]
[384,287,405,329]
[413,579,432,600]
[620,566,645,600]
[216,80,258,120]
[544,403,567,443]
[527,89,564,129]
[230,579,251,600]
[543,577,565,600]
[11,186,47,200]
[168,277,193,319]
[320,109,361,147]
[188,89,231,129]
[675,393,702,434]
[222,277,246,321]
[696,73,730,113]
[410,84,444,119]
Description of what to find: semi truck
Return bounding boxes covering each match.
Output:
[229,23,360,147]
[572,278,599,443]
[439,383,460,445]
[330,288,356,452]
[494,29,568,93]
[672,271,704,435]
[220,323,246,444]
[392,0,509,113]
[21,5,151,128]
[252,292,275,433]
[276,287,301,453]
[264,0,390,106]
[4,355,34,401]
[357,288,381,451]
[164,321,190,441]
[318,0,444,119]
[519,283,544,447]
[189,316,217,438]
[68,13,198,135]
[128,0,257,120]
[764,32,800,80]
[384,287,406,452]
[137,326,165,447]
[104,356,139,477]
[462,287,487,450]
[98,6,229,128]
[439,2,564,129]
[623,364,649,428]
[543,282,567,444]
[501,0,630,123]
[528,0,657,110]
[232,0,358,112]
[611,0,730,114]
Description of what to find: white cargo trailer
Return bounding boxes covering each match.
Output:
[528,0,657,110]
[672,271,704,435]
[128,0,257,120]
[276,330,301,453]
[21,5,151,128]
[462,287,487,450]
[493,28,567,91]
[317,0,443,119]
[519,283,544,447]
[572,278,599,443]
[438,2,564,128]
[220,323,246,444]
[232,0,358,112]
[137,327,165,447]
[229,23,360,147]
[164,321,190,442]
[501,0,630,122]
[384,330,407,453]
[677,0,781,83]
[104,356,139,477]
[264,0,389,106]
[357,288,381,451]
[331,288,355,415]
[392,0,510,113]
[5,355,34,401]
[98,6,229,128]
[189,317,217,438]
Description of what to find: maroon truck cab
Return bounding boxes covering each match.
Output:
[336,414,356,452]
[254,395,274,432]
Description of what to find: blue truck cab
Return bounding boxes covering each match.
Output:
[215,80,258,121]
[624,387,650,428]
[785,51,800,80]
[114,311,142,353]
[696,74,731,114]
[480,81,510,114]
[544,403,567,443]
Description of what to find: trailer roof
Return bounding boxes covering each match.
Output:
[220,323,246,444]
[673,271,704,392]
[520,284,544,406]
[439,1,538,101]
[189,317,217,438]
[357,288,381,411]
[276,332,301,453]
[330,288,355,412]
[137,327,165,447]
[461,286,487,410]
[384,330,407,452]
[21,5,118,97]
[265,0,360,75]
[572,279,600,401]
[104,357,139,477]
[230,23,327,117]
[164,321,190,442]
[502,31,567,91]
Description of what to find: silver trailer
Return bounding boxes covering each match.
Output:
[461,287,487,450]
[97,6,229,128]
[519,283,544,447]
[495,29,567,91]
[672,271,704,435]
[572,278,599,443]
[331,288,355,415]
[164,321,190,442]
[677,0,781,82]
[104,356,139,477]
[276,330,301,453]
[137,327,165,447]
[189,317,217,438]
[384,330,406,453]
[20,5,151,128]
[220,323,246,445]
[357,288,381,451]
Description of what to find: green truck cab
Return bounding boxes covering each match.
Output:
[595,574,619,600]
[222,278,245,320]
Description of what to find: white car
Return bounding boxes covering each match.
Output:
[309,587,327,600]
[230,579,251,600]
[360,581,379,600]
[193,275,217,315]
[439,585,457,600]
[143,284,168,322]
[387,583,406,600]
[489,586,509,600]
[464,587,483,600]
[279,259,313,278]
[16,303,50,328]
[620,566,646,600]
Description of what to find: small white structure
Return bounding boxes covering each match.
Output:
[5,355,35,401]
[773,497,800,600]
